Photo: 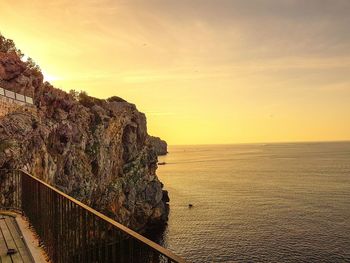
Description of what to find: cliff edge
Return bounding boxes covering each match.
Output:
[0,35,169,231]
[147,136,168,156]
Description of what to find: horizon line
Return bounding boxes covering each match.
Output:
[168,139,350,147]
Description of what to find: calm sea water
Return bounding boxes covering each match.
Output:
[157,142,350,263]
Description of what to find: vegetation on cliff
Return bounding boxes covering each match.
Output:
[0,34,169,231]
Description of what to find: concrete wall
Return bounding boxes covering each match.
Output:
[0,87,33,104]
[4,90,15,99]
[25,97,33,104]
[0,87,34,117]
[16,93,25,102]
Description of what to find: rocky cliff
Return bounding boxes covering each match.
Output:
[0,35,169,231]
[147,136,168,156]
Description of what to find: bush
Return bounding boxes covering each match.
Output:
[0,33,23,57]
[107,96,126,103]
[0,33,41,75]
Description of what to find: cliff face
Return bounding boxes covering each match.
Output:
[0,46,169,231]
[147,136,168,156]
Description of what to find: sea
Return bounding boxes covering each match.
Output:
[156,142,350,263]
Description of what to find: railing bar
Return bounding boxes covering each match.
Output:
[104,222,108,262]
[46,184,50,259]
[111,228,117,263]
[51,186,55,260]
[48,186,51,256]
[42,186,46,255]
[79,211,83,263]
[73,203,76,263]
[54,194,58,263]
[56,192,59,263]
[16,170,18,209]
[61,194,64,263]
[59,194,63,263]
[63,198,66,262]
[63,198,68,263]
[85,209,90,263]
[68,200,72,263]
[98,218,102,262]
[120,231,125,263]
[76,206,79,263]
[61,195,64,263]
[75,205,79,263]
[91,215,95,262]
[64,196,68,263]
[54,191,58,263]
[81,207,85,263]
[130,238,134,263]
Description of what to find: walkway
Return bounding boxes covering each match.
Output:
[0,213,34,263]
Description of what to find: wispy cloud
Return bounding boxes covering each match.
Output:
[2,0,350,143]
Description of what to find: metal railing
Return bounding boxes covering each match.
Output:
[0,169,185,263]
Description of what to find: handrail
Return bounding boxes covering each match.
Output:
[20,170,184,262]
[0,169,186,263]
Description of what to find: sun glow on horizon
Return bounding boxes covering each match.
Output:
[1,0,350,145]
[42,71,61,82]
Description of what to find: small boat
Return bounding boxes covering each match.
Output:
[188,204,193,208]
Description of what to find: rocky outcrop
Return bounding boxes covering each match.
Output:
[0,37,169,231]
[0,52,39,97]
[147,136,168,156]
[0,52,26,80]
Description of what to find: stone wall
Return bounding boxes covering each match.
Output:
[0,96,22,117]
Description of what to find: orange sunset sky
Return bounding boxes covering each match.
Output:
[1,0,350,145]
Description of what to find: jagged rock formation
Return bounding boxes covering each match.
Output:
[147,136,168,156]
[0,36,169,231]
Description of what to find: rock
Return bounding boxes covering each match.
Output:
[0,52,26,80]
[162,190,170,203]
[0,52,40,97]
[147,136,168,156]
[0,37,169,232]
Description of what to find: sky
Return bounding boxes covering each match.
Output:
[1,0,350,145]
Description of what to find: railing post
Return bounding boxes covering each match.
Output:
[53,191,58,263]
